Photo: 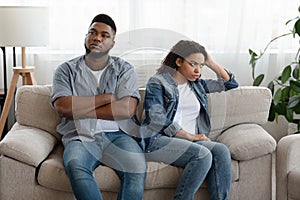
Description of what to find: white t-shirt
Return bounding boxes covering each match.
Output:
[87,66,119,132]
[173,83,200,134]
[88,67,104,84]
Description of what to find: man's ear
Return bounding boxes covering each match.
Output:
[111,40,115,48]
[175,58,183,67]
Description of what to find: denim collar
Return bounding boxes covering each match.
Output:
[161,72,178,86]
[161,72,199,89]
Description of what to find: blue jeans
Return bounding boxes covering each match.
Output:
[63,131,146,200]
[145,136,231,200]
[196,140,231,200]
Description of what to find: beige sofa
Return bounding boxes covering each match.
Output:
[0,85,276,200]
[277,134,300,200]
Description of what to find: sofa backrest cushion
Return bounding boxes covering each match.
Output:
[207,86,272,140]
[15,85,61,140]
[15,85,271,141]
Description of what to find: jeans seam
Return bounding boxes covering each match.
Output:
[176,161,194,200]
[213,156,221,200]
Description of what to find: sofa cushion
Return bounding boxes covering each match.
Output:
[15,85,271,142]
[15,85,61,140]
[208,86,271,140]
[288,167,300,199]
[217,124,276,161]
[37,144,239,192]
[0,123,57,167]
[37,145,121,193]
[144,159,239,189]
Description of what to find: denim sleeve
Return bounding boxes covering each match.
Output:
[142,77,181,138]
[201,69,239,93]
[163,121,182,137]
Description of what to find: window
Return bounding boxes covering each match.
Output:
[0,0,298,86]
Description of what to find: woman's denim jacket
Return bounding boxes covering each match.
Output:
[140,70,238,150]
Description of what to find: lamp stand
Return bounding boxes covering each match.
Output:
[0,47,36,138]
[0,47,8,137]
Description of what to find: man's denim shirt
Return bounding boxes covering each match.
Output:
[51,55,140,146]
[140,70,238,150]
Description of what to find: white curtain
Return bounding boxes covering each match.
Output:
[0,0,299,87]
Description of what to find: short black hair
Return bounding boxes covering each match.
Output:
[90,14,116,33]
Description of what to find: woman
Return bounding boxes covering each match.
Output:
[140,40,238,200]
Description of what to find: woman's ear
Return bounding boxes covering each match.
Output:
[175,58,183,67]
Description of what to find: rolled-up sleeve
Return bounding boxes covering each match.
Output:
[202,69,239,93]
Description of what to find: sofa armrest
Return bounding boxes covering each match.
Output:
[276,134,300,200]
[217,124,276,161]
[0,123,58,167]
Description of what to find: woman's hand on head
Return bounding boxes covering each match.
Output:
[204,52,230,81]
[204,53,217,70]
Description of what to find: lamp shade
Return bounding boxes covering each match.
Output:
[0,6,49,47]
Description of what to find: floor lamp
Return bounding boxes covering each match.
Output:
[0,47,8,134]
[0,6,49,138]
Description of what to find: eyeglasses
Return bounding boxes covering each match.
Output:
[185,60,205,69]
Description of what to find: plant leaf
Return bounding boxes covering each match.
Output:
[248,49,257,57]
[285,108,294,122]
[267,81,275,94]
[292,64,300,79]
[281,65,291,84]
[248,49,258,70]
[288,96,300,108]
[281,86,290,101]
[268,102,275,121]
[290,80,300,93]
[273,88,282,105]
[253,74,264,86]
[275,102,287,115]
[294,18,300,37]
[286,19,293,25]
[295,105,300,114]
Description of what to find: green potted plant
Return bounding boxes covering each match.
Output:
[248,7,300,133]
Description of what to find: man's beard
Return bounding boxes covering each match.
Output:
[85,45,110,59]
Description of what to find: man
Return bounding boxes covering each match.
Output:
[51,14,146,200]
